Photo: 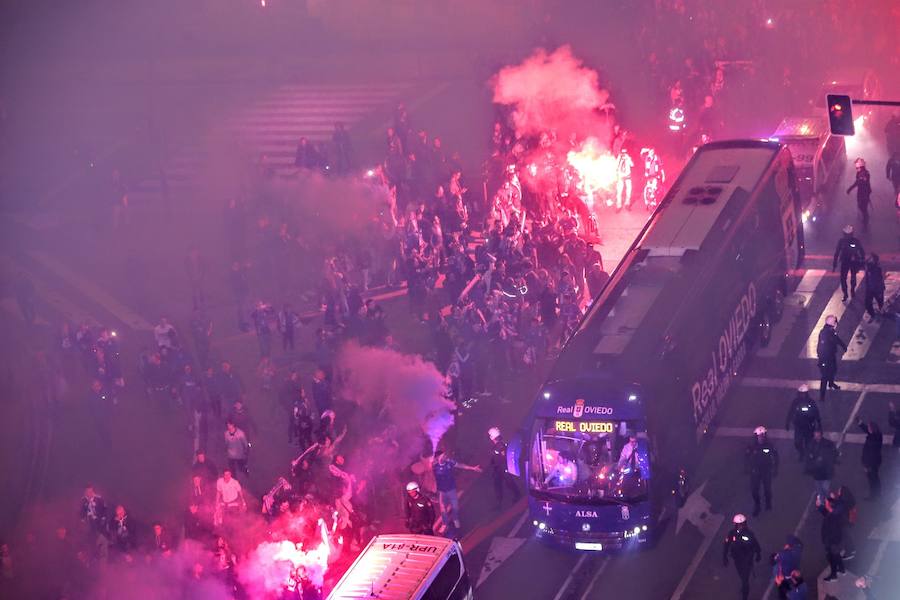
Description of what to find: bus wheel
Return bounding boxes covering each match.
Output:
[772,288,785,322]
[759,311,773,347]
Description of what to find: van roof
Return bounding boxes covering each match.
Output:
[771,117,828,140]
[327,534,457,600]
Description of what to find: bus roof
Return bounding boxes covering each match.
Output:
[640,143,777,256]
[327,534,457,600]
[554,140,782,378]
[771,117,828,140]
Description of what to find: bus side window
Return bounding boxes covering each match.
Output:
[530,429,543,487]
[423,554,463,600]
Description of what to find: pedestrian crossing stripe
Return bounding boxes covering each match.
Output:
[843,271,900,360]
[799,271,865,359]
[757,269,825,358]
[755,269,899,364]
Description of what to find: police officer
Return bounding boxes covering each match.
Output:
[863,253,885,321]
[785,385,822,461]
[832,225,865,302]
[404,482,436,535]
[488,427,521,509]
[816,315,847,402]
[745,426,779,516]
[723,513,762,600]
[846,158,873,225]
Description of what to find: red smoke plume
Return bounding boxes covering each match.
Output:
[492,45,612,143]
[491,46,619,205]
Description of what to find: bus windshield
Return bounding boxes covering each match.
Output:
[529,418,649,504]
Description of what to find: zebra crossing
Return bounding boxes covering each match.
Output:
[759,268,900,364]
[134,81,411,194]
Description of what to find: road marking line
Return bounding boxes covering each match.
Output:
[840,390,867,445]
[553,554,588,600]
[800,273,864,359]
[715,426,891,446]
[460,498,527,554]
[579,557,610,600]
[843,272,900,361]
[29,252,153,330]
[796,269,828,293]
[670,512,726,600]
[741,377,900,394]
[510,510,530,538]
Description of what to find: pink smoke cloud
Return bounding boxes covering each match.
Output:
[492,45,613,143]
[335,343,455,452]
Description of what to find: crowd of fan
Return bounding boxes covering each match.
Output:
[7,309,408,599]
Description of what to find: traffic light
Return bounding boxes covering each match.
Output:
[827,94,854,136]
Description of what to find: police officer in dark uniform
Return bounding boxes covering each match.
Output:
[832,225,865,301]
[404,482,436,535]
[723,513,762,600]
[846,158,873,225]
[488,427,522,509]
[745,426,779,516]
[816,315,847,402]
[785,384,822,461]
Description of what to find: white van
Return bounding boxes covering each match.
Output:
[770,116,846,223]
[327,534,473,600]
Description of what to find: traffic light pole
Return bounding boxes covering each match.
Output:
[851,100,900,107]
[827,94,900,135]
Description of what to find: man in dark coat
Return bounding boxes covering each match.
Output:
[818,492,846,581]
[857,419,883,498]
[816,315,846,401]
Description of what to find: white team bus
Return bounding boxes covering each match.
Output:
[327,534,473,600]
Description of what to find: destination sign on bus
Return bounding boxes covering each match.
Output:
[555,421,615,434]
